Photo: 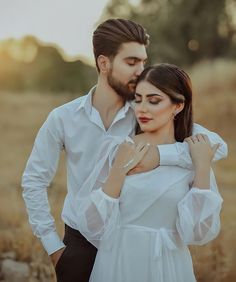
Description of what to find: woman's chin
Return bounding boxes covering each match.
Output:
[140,125,152,132]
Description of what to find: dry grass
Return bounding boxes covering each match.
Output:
[0,59,236,281]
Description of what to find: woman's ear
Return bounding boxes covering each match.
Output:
[97,55,110,74]
[174,102,185,116]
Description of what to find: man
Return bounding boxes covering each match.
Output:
[22,18,227,282]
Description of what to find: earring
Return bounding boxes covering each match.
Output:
[172,112,176,120]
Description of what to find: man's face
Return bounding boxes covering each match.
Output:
[107,42,147,101]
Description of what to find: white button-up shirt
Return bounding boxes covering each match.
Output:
[22,86,228,255]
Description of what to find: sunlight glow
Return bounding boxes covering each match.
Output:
[0,0,109,60]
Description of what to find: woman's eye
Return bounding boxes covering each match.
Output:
[149,100,160,104]
[134,100,141,103]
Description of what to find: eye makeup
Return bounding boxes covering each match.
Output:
[134,93,163,104]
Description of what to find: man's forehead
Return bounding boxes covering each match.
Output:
[117,42,147,60]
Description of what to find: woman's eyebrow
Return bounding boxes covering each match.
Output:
[135,93,163,97]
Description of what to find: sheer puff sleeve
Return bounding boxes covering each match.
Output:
[176,170,223,245]
[76,188,120,248]
[72,136,128,248]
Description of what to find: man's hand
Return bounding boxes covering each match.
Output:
[50,247,66,268]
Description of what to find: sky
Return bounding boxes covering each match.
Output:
[0,0,110,60]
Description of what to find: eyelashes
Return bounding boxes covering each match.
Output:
[134,100,160,105]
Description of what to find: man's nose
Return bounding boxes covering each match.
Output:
[135,63,145,76]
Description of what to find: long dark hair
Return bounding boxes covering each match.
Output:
[93,18,149,72]
[136,63,193,142]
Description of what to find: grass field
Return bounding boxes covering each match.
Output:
[0,59,235,281]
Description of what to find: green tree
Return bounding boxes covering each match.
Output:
[100,0,236,66]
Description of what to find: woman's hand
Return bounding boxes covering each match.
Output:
[101,141,150,198]
[185,134,219,169]
[113,141,150,175]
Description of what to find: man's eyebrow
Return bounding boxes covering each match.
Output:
[125,57,148,61]
[135,93,163,97]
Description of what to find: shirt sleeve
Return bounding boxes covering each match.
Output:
[176,169,223,245]
[158,123,228,169]
[21,109,65,255]
[75,187,120,248]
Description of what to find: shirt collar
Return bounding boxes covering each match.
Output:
[76,85,96,114]
[76,85,133,117]
[120,100,133,116]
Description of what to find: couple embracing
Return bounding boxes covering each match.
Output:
[22,19,227,282]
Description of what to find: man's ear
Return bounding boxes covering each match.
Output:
[174,102,185,115]
[97,55,110,74]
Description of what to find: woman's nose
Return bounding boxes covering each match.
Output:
[137,101,148,112]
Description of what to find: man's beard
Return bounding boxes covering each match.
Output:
[107,69,137,101]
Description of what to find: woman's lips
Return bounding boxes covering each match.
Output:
[138,117,152,123]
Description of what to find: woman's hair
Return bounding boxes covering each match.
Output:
[136,63,193,142]
[93,18,149,72]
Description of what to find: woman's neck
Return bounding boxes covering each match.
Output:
[139,124,176,145]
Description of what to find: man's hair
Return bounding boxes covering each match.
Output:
[93,18,149,71]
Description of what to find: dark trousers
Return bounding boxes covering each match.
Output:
[55,224,97,282]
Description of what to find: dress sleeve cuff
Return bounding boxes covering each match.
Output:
[157,143,179,166]
[41,231,65,255]
[98,188,120,203]
[188,187,223,204]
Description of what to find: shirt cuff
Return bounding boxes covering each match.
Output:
[157,143,179,166]
[41,231,65,255]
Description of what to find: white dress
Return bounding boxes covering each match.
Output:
[72,136,223,282]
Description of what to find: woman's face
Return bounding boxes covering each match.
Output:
[134,80,179,133]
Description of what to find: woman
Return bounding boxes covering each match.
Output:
[74,64,223,282]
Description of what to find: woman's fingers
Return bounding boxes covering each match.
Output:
[133,142,149,161]
[129,142,150,169]
[135,141,146,152]
[196,134,204,142]
[212,143,220,155]
[196,134,209,144]
[185,136,193,144]
[137,142,150,158]
[185,134,210,144]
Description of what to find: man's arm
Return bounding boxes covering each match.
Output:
[22,109,65,257]
[158,123,228,169]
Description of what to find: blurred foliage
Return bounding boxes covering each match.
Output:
[0,36,97,94]
[0,0,235,93]
[100,0,236,66]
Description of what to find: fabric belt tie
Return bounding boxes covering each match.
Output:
[154,227,178,259]
[120,224,179,259]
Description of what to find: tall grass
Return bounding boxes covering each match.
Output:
[0,59,235,281]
